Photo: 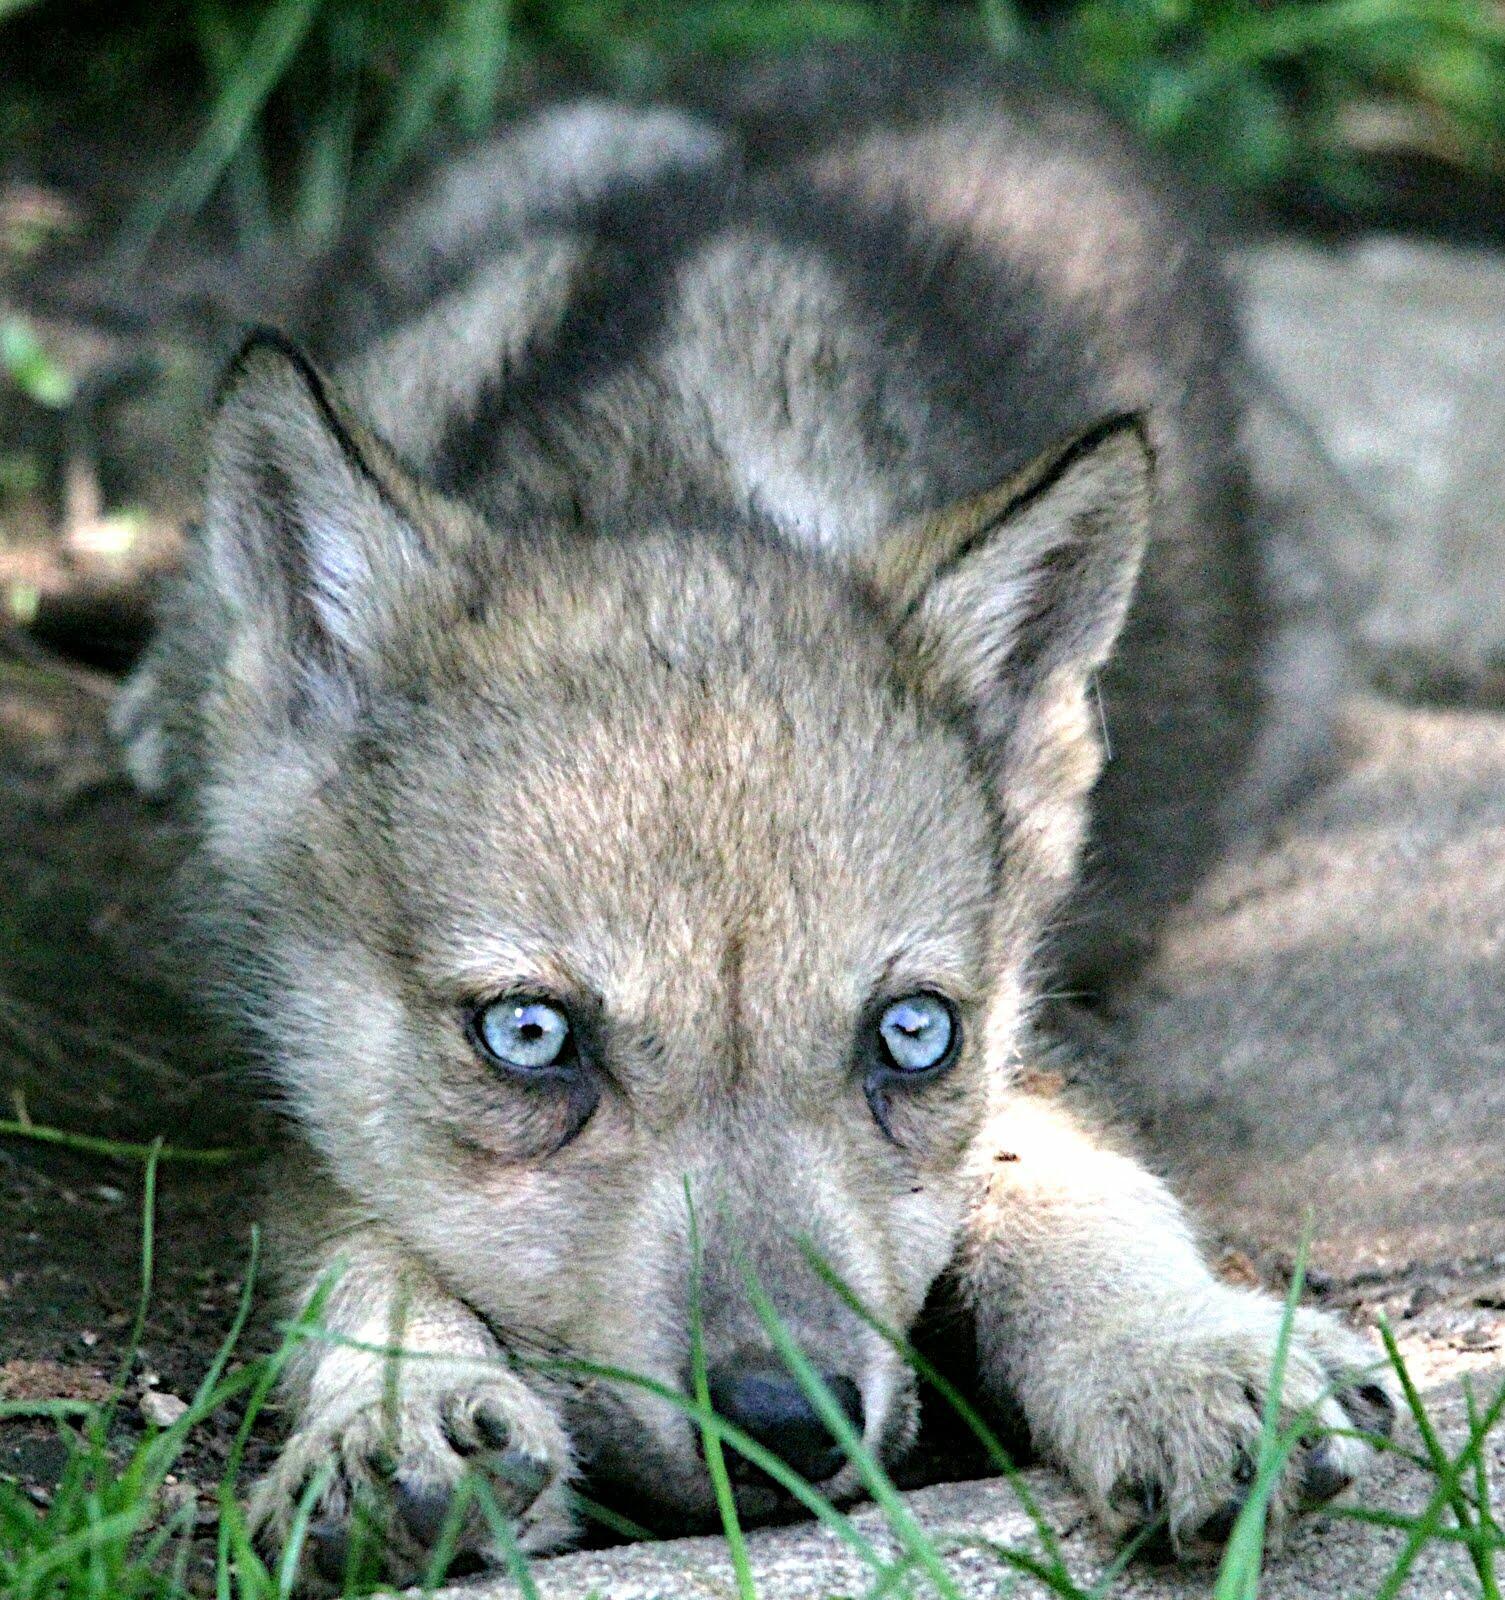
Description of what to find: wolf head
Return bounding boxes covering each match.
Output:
[190,333,1150,1521]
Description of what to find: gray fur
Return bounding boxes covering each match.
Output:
[115,54,1389,1590]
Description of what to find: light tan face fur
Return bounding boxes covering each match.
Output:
[184,344,1149,1520]
[236,532,1005,1514]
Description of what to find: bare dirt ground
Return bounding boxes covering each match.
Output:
[0,661,277,1549]
[2,60,284,1530]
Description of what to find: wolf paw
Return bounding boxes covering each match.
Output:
[249,1364,574,1592]
[1054,1293,1395,1561]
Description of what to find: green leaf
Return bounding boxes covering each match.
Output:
[0,318,74,408]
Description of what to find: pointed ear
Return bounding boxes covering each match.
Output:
[202,329,434,714]
[867,415,1154,921]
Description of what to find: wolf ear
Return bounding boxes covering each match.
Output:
[202,330,432,710]
[868,415,1153,914]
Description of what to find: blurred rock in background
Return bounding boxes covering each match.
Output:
[1241,240,1505,708]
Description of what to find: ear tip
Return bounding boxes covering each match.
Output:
[1078,410,1156,474]
[215,325,322,412]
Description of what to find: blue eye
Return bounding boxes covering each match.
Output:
[475,997,572,1070]
[876,993,957,1073]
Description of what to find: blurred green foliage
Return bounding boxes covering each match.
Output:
[5,0,1505,249]
[1067,0,1505,198]
[0,318,74,408]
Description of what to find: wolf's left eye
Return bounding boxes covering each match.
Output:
[473,997,573,1071]
[876,993,958,1073]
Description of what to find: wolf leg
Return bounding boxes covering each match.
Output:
[958,1081,1395,1559]
[250,1216,575,1591]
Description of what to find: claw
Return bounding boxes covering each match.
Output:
[393,1476,457,1546]
[1110,1478,1176,1563]
[306,1517,350,1586]
[1300,1440,1354,1508]
[475,1409,512,1452]
[1109,1476,1164,1522]
[445,1399,515,1458]
[490,1446,553,1514]
[1344,1380,1397,1440]
[1192,1498,1244,1547]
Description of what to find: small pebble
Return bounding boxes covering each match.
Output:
[1408,1282,1443,1316]
[159,1478,197,1513]
[140,1390,189,1428]
[1215,1249,1261,1289]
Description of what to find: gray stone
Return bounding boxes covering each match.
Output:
[1117,695,1505,1281]
[1238,240,1505,705]
[427,1344,1503,1599]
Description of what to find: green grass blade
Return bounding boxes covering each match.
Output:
[737,1256,964,1600]
[1212,1230,1311,1600]
[454,0,512,132]
[686,1186,757,1600]
[354,28,459,201]
[1373,1332,1505,1600]
[0,1118,254,1165]
[0,1398,99,1421]
[799,1242,1076,1583]
[1463,1377,1502,1543]
[563,1488,658,1544]
[1326,1504,1498,1544]
[90,1140,163,1451]
[14,1512,146,1592]
[194,0,275,245]
[274,1464,334,1599]
[120,0,320,260]
[470,1475,544,1600]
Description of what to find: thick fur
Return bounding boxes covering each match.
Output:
[115,53,1391,1590]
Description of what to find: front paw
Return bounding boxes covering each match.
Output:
[1047,1292,1396,1561]
[249,1364,575,1592]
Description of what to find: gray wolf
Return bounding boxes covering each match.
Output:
[114,50,1394,1590]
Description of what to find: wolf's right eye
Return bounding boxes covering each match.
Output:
[473,997,573,1071]
[875,993,958,1074]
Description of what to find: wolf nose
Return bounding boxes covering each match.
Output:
[706,1366,864,1484]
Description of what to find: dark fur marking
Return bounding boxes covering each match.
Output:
[427,164,742,500]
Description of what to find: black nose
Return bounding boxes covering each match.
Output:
[706,1366,864,1484]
